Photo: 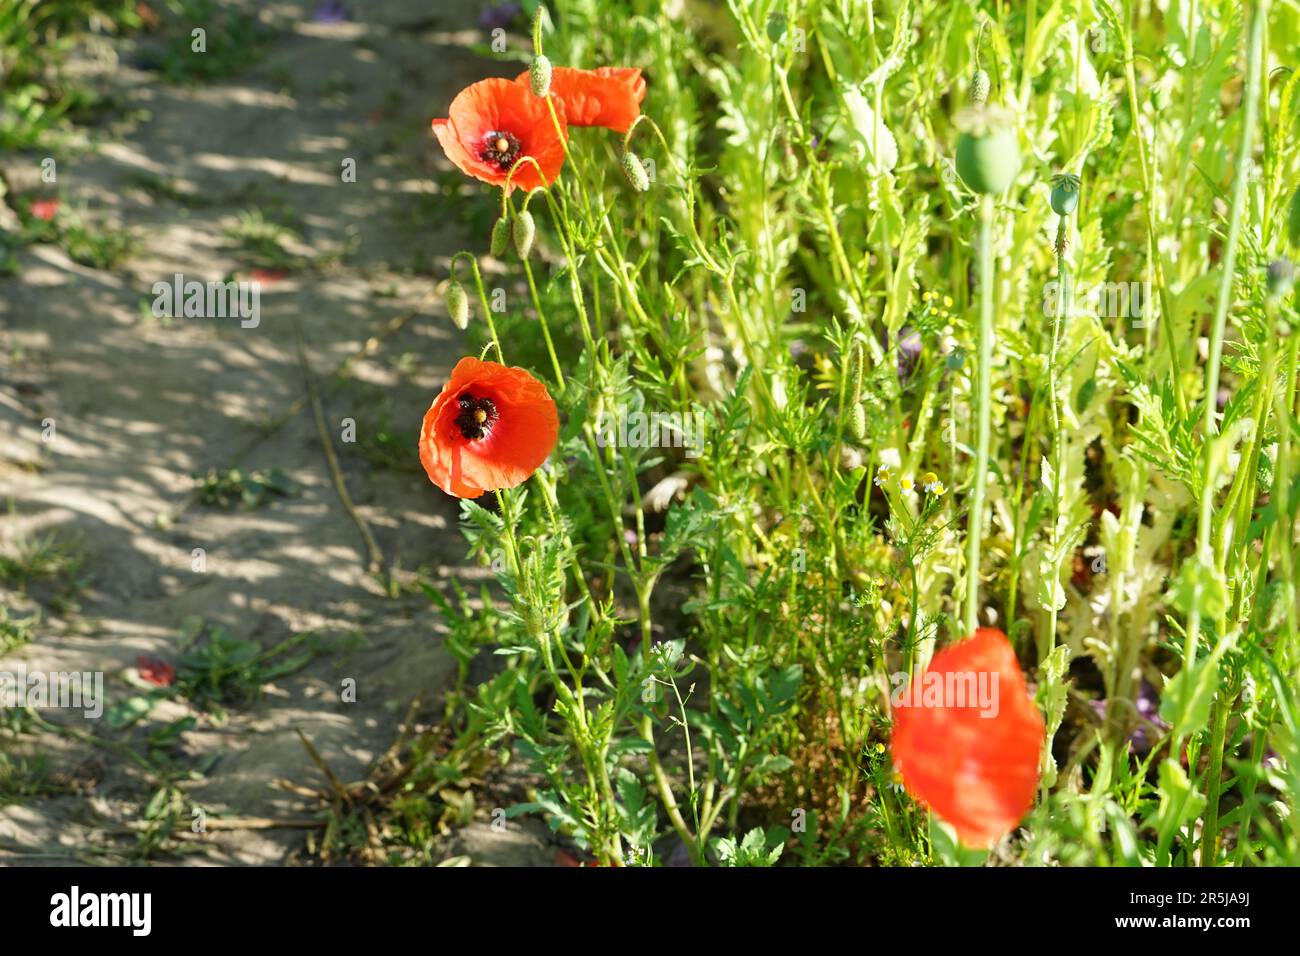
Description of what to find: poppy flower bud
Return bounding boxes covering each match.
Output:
[969,68,989,106]
[529,54,553,97]
[1049,173,1080,216]
[954,106,1020,196]
[490,216,511,256]
[847,402,867,441]
[621,151,650,192]
[513,209,536,258]
[766,12,788,43]
[1268,257,1295,301]
[523,603,545,638]
[445,279,470,330]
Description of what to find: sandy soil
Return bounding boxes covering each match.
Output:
[0,0,547,865]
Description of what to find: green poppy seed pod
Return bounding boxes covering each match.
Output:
[1288,186,1300,249]
[1267,258,1295,301]
[621,151,650,192]
[954,107,1020,195]
[1049,173,1081,216]
[969,69,989,106]
[490,216,510,256]
[445,279,469,330]
[529,54,552,97]
[513,209,536,258]
[848,403,867,442]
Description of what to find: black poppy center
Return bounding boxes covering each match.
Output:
[454,393,499,441]
[479,130,522,172]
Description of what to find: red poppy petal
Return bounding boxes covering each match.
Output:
[514,66,643,133]
[890,628,1044,846]
[418,358,559,499]
[433,78,567,192]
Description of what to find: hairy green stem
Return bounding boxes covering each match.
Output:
[1186,0,1268,667]
[964,194,995,635]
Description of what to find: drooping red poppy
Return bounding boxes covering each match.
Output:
[514,66,645,133]
[890,628,1044,847]
[431,77,568,192]
[419,357,559,499]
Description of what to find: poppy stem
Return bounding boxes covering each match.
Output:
[455,252,504,360]
[1042,209,1072,664]
[531,3,546,56]
[1184,0,1267,679]
[963,194,995,636]
[623,115,686,179]
[520,255,566,392]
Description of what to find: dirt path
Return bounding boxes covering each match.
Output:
[0,0,524,864]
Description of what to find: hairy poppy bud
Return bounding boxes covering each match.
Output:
[490,216,511,256]
[848,403,867,441]
[969,68,989,106]
[445,279,470,330]
[523,602,545,638]
[954,106,1020,196]
[1268,257,1295,301]
[621,151,650,192]
[766,12,788,43]
[513,209,536,258]
[529,54,552,97]
[1049,173,1080,216]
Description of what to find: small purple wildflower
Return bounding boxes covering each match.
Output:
[479,2,521,31]
[310,2,350,23]
[896,326,922,383]
[1090,680,1169,755]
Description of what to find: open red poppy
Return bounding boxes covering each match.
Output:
[431,77,568,192]
[515,66,645,133]
[890,628,1044,847]
[419,357,559,499]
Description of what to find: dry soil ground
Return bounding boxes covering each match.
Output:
[0,0,552,865]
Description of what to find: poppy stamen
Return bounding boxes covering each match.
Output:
[479,130,522,171]
[455,393,498,440]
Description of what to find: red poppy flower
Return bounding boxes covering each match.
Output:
[136,655,176,688]
[514,66,645,133]
[419,357,559,498]
[29,199,59,222]
[890,628,1044,847]
[431,77,568,192]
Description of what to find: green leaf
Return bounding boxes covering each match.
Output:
[1166,559,1228,622]
[1153,758,1205,866]
[106,694,159,730]
[841,87,898,173]
[1160,638,1230,742]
